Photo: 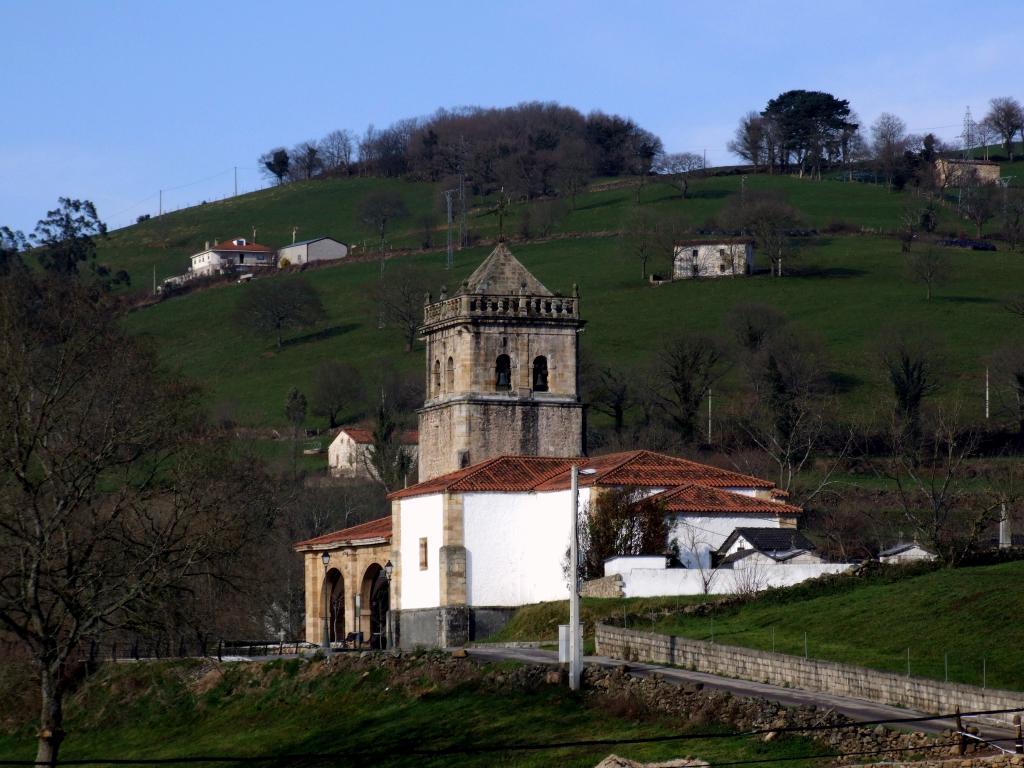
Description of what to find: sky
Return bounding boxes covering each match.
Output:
[1,0,1020,233]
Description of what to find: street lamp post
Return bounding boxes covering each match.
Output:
[320,551,331,652]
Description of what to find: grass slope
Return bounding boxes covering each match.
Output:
[0,656,823,767]
[649,561,1024,691]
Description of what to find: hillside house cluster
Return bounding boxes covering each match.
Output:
[162,235,348,288]
[295,244,845,650]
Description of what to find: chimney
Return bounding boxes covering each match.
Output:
[999,503,1012,549]
[205,240,210,250]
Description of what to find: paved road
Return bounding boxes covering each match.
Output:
[467,645,1020,748]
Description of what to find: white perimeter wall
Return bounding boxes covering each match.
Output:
[398,494,444,610]
[619,563,852,598]
[463,489,586,606]
[669,513,780,569]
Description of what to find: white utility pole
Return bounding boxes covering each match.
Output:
[986,367,990,420]
[159,190,163,217]
[234,166,238,197]
[707,388,713,443]
[568,464,581,691]
[152,265,156,295]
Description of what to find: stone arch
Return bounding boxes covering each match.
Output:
[532,355,549,392]
[324,568,344,643]
[446,356,455,392]
[495,354,512,391]
[359,563,389,649]
[433,359,441,395]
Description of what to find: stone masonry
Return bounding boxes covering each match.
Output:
[596,623,1024,728]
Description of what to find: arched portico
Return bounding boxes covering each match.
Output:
[294,516,393,647]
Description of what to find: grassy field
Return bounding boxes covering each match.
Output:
[487,563,1024,691]
[0,656,825,767]
[648,561,1024,691]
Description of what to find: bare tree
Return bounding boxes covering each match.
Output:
[358,189,409,266]
[870,112,908,189]
[319,129,355,173]
[0,276,265,765]
[989,342,1024,437]
[722,192,800,277]
[982,97,1024,160]
[727,112,767,170]
[904,248,949,300]
[363,385,416,492]
[290,140,322,180]
[730,302,788,354]
[673,523,721,594]
[653,151,704,199]
[621,207,664,281]
[653,332,730,444]
[233,277,327,348]
[311,361,366,428]
[582,358,634,435]
[555,137,592,209]
[368,263,430,352]
[959,168,999,237]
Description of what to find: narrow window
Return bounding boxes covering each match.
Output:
[495,354,512,391]
[532,356,549,392]
[419,538,428,570]
[446,356,455,391]
[433,360,441,394]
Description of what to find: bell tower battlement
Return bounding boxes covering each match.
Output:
[416,243,585,481]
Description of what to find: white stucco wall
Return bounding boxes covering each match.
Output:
[605,555,667,576]
[398,494,444,610]
[669,513,780,569]
[618,563,851,598]
[673,243,752,279]
[462,488,589,606]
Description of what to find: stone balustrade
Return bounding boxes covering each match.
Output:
[423,294,578,326]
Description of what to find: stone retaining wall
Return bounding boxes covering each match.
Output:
[595,623,1024,727]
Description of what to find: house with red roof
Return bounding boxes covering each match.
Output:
[190,238,276,277]
[327,426,419,481]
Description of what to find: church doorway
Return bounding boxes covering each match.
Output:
[325,568,344,643]
[360,563,390,649]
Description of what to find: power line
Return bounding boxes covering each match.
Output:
[1,707,1018,765]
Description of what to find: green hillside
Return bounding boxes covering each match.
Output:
[484,562,1024,692]
[0,655,824,767]
[113,172,1024,429]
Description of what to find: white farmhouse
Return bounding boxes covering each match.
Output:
[715,527,822,567]
[327,426,419,481]
[673,238,753,279]
[879,542,936,564]
[190,238,276,277]
[277,237,349,267]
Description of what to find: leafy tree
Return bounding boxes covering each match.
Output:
[761,90,857,178]
[234,277,327,348]
[311,361,365,428]
[0,274,264,765]
[31,198,126,287]
[577,487,668,580]
[0,226,26,275]
[260,147,290,184]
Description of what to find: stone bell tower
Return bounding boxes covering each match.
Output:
[417,243,584,481]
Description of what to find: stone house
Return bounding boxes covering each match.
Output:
[327,426,419,481]
[934,158,1001,187]
[672,239,753,279]
[190,238,276,277]
[277,237,348,267]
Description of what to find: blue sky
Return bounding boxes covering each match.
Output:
[1,0,1019,232]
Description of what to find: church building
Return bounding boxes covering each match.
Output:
[295,244,802,649]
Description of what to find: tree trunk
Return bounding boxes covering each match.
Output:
[36,666,64,767]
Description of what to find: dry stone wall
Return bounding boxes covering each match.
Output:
[596,624,1024,728]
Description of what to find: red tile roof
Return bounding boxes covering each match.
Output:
[388,450,775,500]
[647,483,802,515]
[336,426,419,446]
[293,516,392,550]
[210,239,274,253]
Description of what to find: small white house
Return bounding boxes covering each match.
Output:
[328,426,419,481]
[190,238,276,277]
[715,527,822,567]
[278,237,349,267]
[673,239,753,279]
[879,542,936,564]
